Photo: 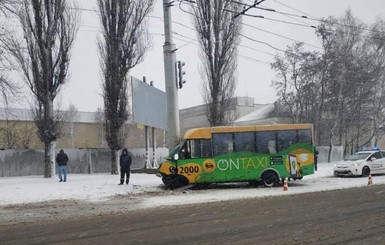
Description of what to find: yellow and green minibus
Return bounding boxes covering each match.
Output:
[159,124,316,189]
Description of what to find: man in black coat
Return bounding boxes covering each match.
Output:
[119,148,132,185]
[56,149,69,182]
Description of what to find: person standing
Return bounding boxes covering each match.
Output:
[56,149,69,182]
[119,148,132,185]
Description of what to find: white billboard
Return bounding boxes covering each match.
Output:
[131,76,167,129]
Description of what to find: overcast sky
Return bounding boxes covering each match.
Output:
[10,0,385,112]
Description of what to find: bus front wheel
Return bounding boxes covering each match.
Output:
[261,171,279,187]
[164,175,189,190]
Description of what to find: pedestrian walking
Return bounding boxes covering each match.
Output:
[56,149,69,182]
[119,148,132,185]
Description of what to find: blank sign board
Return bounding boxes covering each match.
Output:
[131,76,167,129]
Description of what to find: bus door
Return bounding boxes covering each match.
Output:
[288,154,299,177]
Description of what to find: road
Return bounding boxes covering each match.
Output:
[1,185,385,245]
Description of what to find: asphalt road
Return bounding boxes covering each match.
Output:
[1,185,385,245]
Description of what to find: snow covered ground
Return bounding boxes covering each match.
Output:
[1,162,384,209]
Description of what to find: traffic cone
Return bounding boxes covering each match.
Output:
[368,174,373,186]
[283,178,288,191]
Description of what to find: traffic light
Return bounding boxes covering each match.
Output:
[177,60,186,89]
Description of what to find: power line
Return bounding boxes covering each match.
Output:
[228,2,385,42]
[240,33,285,52]
[233,0,267,19]
[173,32,273,64]
[258,3,316,27]
[266,0,385,35]
[242,22,322,50]
[238,54,272,65]
[271,0,316,19]
[152,10,322,51]
[73,4,322,53]
[75,7,303,51]
[224,8,317,29]
[239,43,276,56]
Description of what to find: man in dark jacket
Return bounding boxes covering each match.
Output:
[119,148,132,185]
[56,149,69,182]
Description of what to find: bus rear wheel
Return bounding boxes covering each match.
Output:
[261,171,279,187]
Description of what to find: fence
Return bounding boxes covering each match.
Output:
[316,145,344,163]
[0,148,169,177]
[0,146,343,177]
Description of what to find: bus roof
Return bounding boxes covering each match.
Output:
[183,124,313,139]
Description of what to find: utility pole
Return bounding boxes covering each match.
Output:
[163,0,180,149]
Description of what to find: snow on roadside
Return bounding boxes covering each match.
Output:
[1,162,384,207]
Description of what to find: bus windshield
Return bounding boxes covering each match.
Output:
[168,140,186,159]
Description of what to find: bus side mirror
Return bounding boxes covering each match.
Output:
[174,153,179,161]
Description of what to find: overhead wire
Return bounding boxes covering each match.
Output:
[172,30,273,65]
[14,3,304,62]
[240,33,285,52]
[242,22,322,50]
[71,2,324,55]
[177,0,320,54]
[236,0,385,35]
[151,3,278,60]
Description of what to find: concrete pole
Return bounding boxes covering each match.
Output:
[152,127,158,168]
[163,0,180,150]
[145,125,151,169]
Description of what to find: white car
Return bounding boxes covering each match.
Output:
[333,150,385,177]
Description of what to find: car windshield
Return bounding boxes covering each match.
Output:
[345,152,371,161]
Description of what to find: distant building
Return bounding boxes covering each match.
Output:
[179,97,287,136]
[0,97,287,149]
[0,108,165,149]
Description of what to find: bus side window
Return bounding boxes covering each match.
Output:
[298,129,312,144]
[298,129,312,143]
[276,130,297,152]
[201,139,212,158]
[190,139,212,158]
[268,140,276,154]
[234,132,255,152]
[256,131,275,154]
[190,139,201,158]
[213,133,233,156]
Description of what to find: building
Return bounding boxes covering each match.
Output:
[179,97,281,136]
[0,97,287,150]
[0,108,165,150]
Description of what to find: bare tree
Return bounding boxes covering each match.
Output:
[0,119,18,148]
[0,0,20,106]
[193,0,242,126]
[97,0,154,174]
[0,0,14,13]
[0,107,38,149]
[272,10,385,161]
[271,43,320,124]
[18,121,39,149]
[4,0,79,177]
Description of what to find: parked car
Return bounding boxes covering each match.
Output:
[333,150,385,177]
